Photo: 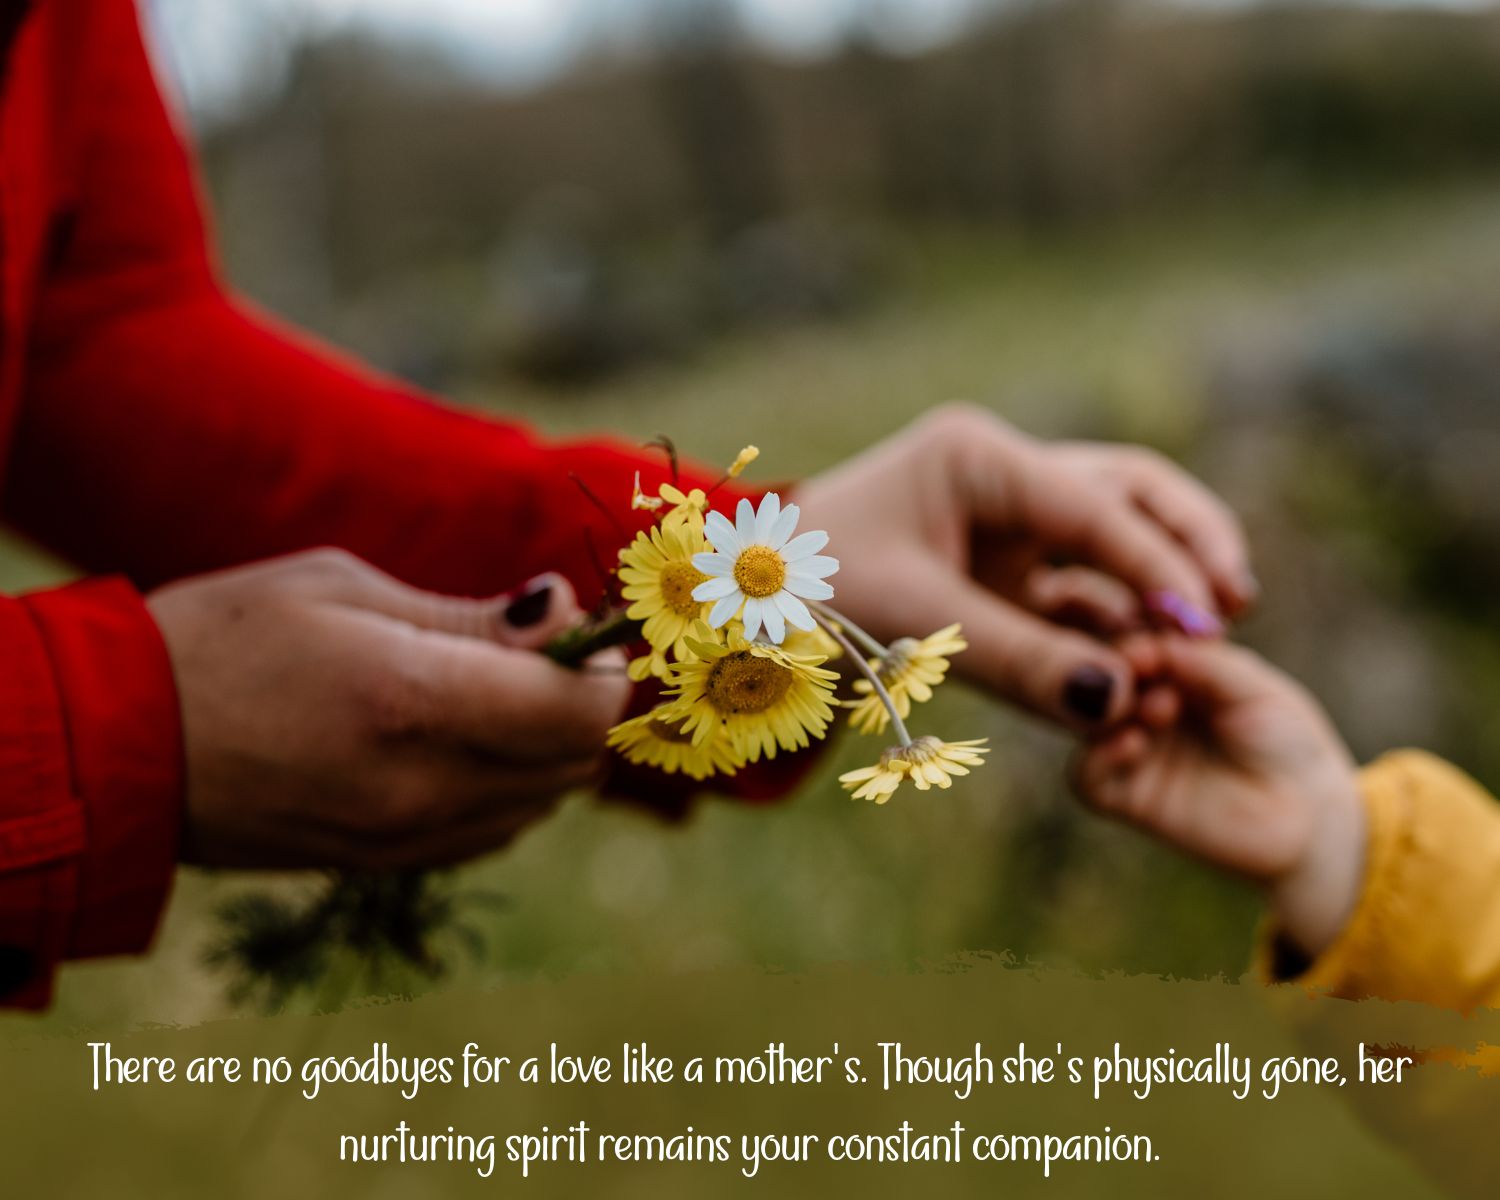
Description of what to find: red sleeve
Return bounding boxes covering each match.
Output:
[4,0,726,604]
[0,579,181,1007]
[0,1,814,1002]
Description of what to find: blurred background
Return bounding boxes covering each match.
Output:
[6,0,1500,1023]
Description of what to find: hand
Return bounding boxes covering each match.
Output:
[1073,636,1366,960]
[147,548,629,870]
[794,404,1256,729]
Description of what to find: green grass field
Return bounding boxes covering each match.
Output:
[10,179,1500,1027]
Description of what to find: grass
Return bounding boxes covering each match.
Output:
[9,177,1500,1027]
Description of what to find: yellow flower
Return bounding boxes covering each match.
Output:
[661,623,840,762]
[839,736,990,804]
[618,523,711,680]
[726,445,759,478]
[607,708,744,780]
[846,623,967,736]
[654,483,708,535]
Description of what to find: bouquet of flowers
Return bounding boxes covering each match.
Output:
[209,442,987,1008]
[601,445,989,802]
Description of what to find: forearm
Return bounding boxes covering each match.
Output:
[5,285,705,603]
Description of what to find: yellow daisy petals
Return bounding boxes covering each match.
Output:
[846,623,968,736]
[607,708,745,780]
[658,622,839,762]
[840,737,990,804]
[618,522,711,675]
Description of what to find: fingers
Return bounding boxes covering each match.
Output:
[960,432,1227,622]
[1072,725,1151,818]
[1114,630,1166,678]
[354,758,592,868]
[947,577,1135,729]
[278,758,594,870]
[278,552,622,756]
[409,787,574,868]
[931,411,1248,623]
[1157,636,1290,709]
[294,549,584,650]
[293,549,627,773]
[1136,683,1181,730]
[1025,565,1142,636]
[490,574,587,650]
[1056,443,1256,616]
[1108,449,1257,615]
[377,626,632,763]
[1042,477,1225,623]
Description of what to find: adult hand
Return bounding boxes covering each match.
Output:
[794,404,1256,729]
[148,548,628,870]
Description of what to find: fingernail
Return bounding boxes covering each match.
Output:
[1063,666,1115,723]
[1240,571,1261,603]
[502,576,554,628]
[1145,590,1224,639]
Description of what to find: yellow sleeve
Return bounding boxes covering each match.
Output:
[1257,749,1500,1011]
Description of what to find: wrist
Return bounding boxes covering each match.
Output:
[1267,762,1367,961]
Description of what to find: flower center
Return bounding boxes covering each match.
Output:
[659,561,706,617]
[733,545,786,599]
[878,637,920,683]
[705,650,794,715]
[880,735,942,770]
[647,716,696,745]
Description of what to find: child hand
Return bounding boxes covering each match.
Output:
[1074,636,1367,962]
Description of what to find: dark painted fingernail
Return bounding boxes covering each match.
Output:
[1063,666,1115,722]
[502,576,554,628]
[1145,590,1224,639]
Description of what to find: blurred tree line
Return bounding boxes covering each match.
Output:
[196,0,1500,385]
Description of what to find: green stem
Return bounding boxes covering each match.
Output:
[543,607,641,667]
[814,611,913,748]
[810,600,889,660]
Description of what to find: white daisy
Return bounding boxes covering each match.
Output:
[690,492,839,644]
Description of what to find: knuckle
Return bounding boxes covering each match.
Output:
[919,401,999,448]
[1110,444,1175,483]
[296,546,368,585]
[1126,444,1169,472]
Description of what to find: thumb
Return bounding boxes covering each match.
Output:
[950,578,1134,729]
[489,573,585,651]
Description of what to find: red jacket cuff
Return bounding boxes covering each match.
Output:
[0,593,80,1007]
[0,578,182,1006]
